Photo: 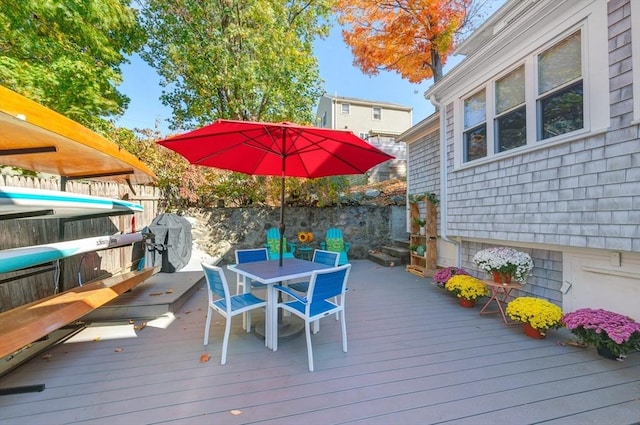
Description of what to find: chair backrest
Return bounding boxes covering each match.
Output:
[325,228,345,252]
[307,264,351,308]
[312,249,340,267]
[265,227,287,253]
[201,262,231,307]
[235,248,269,264]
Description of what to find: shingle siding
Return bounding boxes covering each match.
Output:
[407,126,440,222]
[404,0,638,309]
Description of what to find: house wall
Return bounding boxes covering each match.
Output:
[316,95,411,182]
[315,95,412,137]
[410,0,639,318]
[404,119,461,265]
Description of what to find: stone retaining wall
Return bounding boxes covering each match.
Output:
[188,205,408,264]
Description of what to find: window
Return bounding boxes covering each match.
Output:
[495,66,526,153]
[372,107,382,120]
[537,31,583,140]
[321,111,327,126]
[341,103,350,114]
[463,89,487,161]
[460,30,586,164]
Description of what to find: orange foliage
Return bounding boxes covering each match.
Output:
[334,0,472,83]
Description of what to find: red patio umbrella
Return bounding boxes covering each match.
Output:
[157,119,394,265]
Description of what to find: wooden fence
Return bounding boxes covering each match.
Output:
[0,175,162,312]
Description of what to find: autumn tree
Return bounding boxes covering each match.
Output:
[0,0,145,129]
[334,0,477,83]
[139,0,332,130]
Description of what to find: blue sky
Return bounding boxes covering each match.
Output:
[116,1,506,135]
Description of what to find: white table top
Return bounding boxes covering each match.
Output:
[228,258,332,284]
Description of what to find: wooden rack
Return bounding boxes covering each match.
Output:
[406,198,437,277]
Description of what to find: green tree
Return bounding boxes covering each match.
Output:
[0,0,145,128]
[139,0,332,129]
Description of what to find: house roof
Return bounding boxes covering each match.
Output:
[425,0,575,101]
[321,94,412,111]
[396,111,439,143]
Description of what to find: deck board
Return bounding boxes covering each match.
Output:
[0,260,638,425]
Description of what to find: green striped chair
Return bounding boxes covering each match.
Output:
[320,227,350,265]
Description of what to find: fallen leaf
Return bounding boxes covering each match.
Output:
[184,311,191,314]
[149,292,163,296]
[165,289,174,294]
[134,322,147,331]
[42,353,52,360]
[114,347,123,353]
[200,353,211,363]
[230,410,242,416]
[93,337,101,342]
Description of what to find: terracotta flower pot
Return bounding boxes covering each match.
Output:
[492,271,512,284]
[523,322,545,339]
[459,298,475,308]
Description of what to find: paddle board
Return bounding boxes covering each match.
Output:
[0,233,143,274]
[0,186,143,219]
[0,85,156,185]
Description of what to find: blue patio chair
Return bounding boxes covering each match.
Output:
[201,262,267,365]
[288,249,341,333]
[264,227,296,261]
[273,264,351,371]
[234,248,269,294]
[320,227,350,265]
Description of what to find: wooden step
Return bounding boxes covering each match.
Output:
[82,270,205,321]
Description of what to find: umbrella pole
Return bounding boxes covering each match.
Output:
[278,175,285,267]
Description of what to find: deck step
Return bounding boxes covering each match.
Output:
[368,251,402,267]
[381,245,410,262]
[82,270,205,321]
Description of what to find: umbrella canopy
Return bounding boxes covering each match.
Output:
[157,119,394,264]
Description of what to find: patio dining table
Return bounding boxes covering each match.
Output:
[228,258,332,350]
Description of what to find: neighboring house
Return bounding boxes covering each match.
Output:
[400,0,639,319]
[315,94,411,182]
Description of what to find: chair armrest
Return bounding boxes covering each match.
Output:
[274,285,307,303]
[344,242,351,252]
[287,241,297,254]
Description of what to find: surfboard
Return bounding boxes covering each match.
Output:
[0,85,156,185]
[0,186,143,220]
[0,233,144,274]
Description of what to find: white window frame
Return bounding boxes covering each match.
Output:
[341,103,350,114]
[372,107,382,121]
[632,0,640,124]
[455,13,609,168]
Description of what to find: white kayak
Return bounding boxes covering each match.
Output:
[0,186,143,219]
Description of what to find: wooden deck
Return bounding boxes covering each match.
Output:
[0,260,638,424]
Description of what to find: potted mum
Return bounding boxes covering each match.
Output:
[432,267,469,288]
[562,308,640,361]
[472,247,533,283]
[445,275,489,308]
[506,297,563,339]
